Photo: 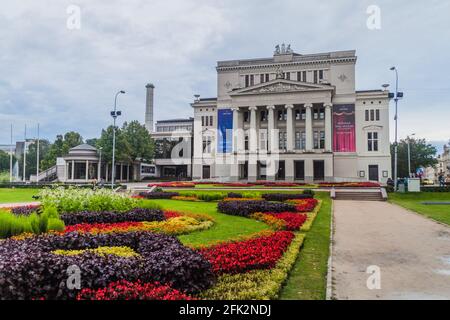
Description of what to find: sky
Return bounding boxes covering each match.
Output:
[1,0,449,153]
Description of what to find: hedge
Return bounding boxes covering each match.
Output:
[262,193,313,202]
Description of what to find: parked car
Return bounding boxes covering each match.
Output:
[422,178,434,185]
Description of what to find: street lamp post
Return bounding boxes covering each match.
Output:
[111,90,125,190]
[389,67,404,191]
[407,133,416,177]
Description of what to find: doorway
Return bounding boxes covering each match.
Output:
[369,165,379,181]
[313,160,325,181]
[202,165,211,179]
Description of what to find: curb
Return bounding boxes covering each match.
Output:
[326,198,335,300]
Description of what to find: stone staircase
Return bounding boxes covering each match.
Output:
[332,188,387,201]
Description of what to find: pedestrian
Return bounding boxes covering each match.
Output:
[438,173,445,187]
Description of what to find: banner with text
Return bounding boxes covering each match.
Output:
[333,104,356,152]
[217,108,233,153]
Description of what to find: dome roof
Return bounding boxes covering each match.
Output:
[69,144,97,152]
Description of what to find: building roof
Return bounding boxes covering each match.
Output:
[156,118,194,124]
[70,144,97,151]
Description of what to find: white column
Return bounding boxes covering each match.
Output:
[232,107,242,153]
[71,160,75,181]
[249,106,258,153]
[267,105,275,153]
[324,103,333,152]
[285,105,294,152]
[85,161,89,181]
[305,104,313,151]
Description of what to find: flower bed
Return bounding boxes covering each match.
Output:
[251,212,307,231]
[147,182,195,188]
[77,280,195,300]
[262,193,313,202]
[199,231,294,275]
[319,181,380,188]
[0,231,215,299]
[138,191,180,199]
[10,205,41,216]
[200,233,305,300]
[60,208,165,225]
[287,198,318,212]
[217,200,296,217]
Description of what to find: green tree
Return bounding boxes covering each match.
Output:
[96,126,131,164]
[122,121,154,162]
[41,132,83,170]
[0,150,16,172]
[22,140,51,179]
[391,137,438,177]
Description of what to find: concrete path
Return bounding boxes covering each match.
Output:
[0,202,40,208]
[332,200,450,300]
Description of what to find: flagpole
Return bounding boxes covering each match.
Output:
[36,123,40,185]
[10,124,13,184]
[23,125,27,182]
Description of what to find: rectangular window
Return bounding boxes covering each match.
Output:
[279,131,287,150]
[319,70,324,81]
[314,131,319,149]
[301,108,306,120]
[201,116,204,126]
[260,110,267,121]
[295,109,301,120]
[243,111,249,122]
[260,74,264,83]
[202,136,211,153]
[250,75,254,86]
[376,109,380,121]
[210,116,213,126]
[368,132,379,151]
[245,75,249,87]
[365,110,369,121]
[278,110,286,121]
[286,72,290,80]
[313,70,318,83]
[320,131,325,149]
[370,109,375,121]
[295,132,302,149]
[303,71,307,82]
[244,132,249,151]
[319,107,325,120]
[313,108,319,120]
[266,73,270,82]
[259,130,267,151]
[297,72,301,81]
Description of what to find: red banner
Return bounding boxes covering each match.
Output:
[333,104,356,152]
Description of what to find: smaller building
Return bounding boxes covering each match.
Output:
[437,144,450,178]
[34,144,143,183]
[151,118,193,179]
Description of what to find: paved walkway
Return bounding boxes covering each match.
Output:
[332,200,450,300]
[0,202,40,208]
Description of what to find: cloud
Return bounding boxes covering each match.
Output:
[0,0,449,145]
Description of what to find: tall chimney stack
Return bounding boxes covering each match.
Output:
[145,83,155,133]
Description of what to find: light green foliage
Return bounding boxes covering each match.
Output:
[53,246,139,258]
[39,187,138,213]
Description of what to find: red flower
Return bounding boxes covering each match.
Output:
[199,231,294,274]
[266,212,307,231]
[289,198,318,212]
[76,280,195,300]
[163,211,182,219]
[63,221,144,234]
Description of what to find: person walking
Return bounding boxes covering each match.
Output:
[438,173,445,187]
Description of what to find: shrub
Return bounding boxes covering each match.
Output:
[77,280,195,300]
[39,188,138,213]
[171,196,198,201]
[262,193,313,202]
[199,231,294,274]
[217,200,296,217]
[227,192,243,199]
[60,208,165,226]
[0,209,64,239]
[421,187,450,192]
[138,191,179,199]
[302,189,315,196]
[0,232,215,299]
[11,205,41,216]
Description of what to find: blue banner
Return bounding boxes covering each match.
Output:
[217,109,233,153]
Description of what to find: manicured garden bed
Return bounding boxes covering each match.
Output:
[0,187,331,300]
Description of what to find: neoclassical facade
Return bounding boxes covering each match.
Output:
[191,46,391,183]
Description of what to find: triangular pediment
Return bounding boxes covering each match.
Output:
[230,79,334,96]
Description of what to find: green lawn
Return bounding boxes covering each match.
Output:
[388,192,450,225]
[144,199,270,246]
[279,192,331,300]
[0,188,40,204]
